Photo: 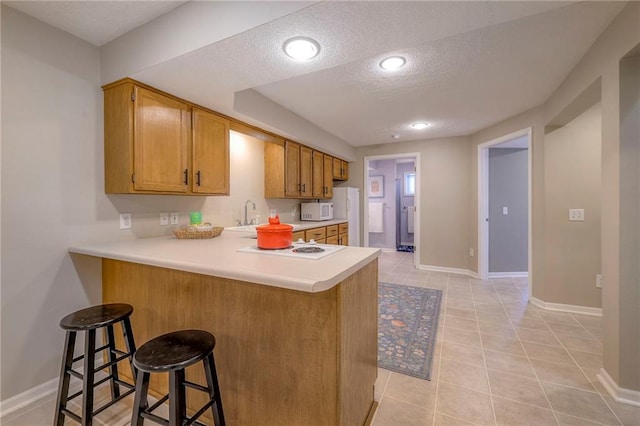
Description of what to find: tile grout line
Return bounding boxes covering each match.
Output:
[545,313,624,426]
[472,278,499,426]
[510,287,622,425]
[492,278,561,426]
[430,272,449,426]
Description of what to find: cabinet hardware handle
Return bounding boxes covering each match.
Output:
[196,171,201,186]
[302,184,306,192]
[184,169,188,185]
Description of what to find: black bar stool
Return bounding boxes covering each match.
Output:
[131,329,225,426]
[54,303,137,426]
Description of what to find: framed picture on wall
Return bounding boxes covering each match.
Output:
[368,176,384,197]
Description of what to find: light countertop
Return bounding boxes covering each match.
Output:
[69,229,379,293]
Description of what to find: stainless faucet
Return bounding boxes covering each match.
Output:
[243,200,256,226]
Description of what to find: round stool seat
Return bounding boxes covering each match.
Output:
[134,330,216,373]
[59,303,133,331]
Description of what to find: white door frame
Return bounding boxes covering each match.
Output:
[477,128,532,296]
[364,152,421,268]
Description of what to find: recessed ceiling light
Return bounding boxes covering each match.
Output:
[380,56,406,70]
[411,122,429,130]
[392,134,400,139]
[283,37,320,60]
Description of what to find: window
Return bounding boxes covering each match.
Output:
[403,171,415,196]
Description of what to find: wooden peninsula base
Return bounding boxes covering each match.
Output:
[103,258,378,425]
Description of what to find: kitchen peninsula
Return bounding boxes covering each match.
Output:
[69,230,380,425]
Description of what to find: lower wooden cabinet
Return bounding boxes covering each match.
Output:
[302,222,348,245]
[338,223,349,246]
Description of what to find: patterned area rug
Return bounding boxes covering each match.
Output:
[378,282,443,380]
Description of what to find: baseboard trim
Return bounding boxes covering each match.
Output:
[598,368,640,407]
[0,376,59,418]
[488,271,528,278]
[417,264,478,279]
[0,363,95,418]
[530,297,602,317]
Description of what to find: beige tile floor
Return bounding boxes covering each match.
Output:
[372,251,640,426]
[2,250,639,425]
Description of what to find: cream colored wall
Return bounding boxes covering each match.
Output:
[543,103,601,308]
[354,137,471,271]
[541,1,640,392]
[470,2,640,391]
[619,54,640,392]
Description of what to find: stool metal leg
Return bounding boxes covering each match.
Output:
[169,369,187,426]
[105,325,120,400]
[54,330,77,426]
[203,353,225,426]
[82,329,96,426]
[131,371,150,426]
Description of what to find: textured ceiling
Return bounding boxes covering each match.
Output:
[6,1,626,148]
[4,1,186,46]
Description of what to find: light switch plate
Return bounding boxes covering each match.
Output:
[160,212,169,226]
[503,207,509,215]
[170,212,179,225]
[569,209,585,221]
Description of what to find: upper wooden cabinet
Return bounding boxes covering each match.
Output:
[332,157,349,181]
[192,108,230,195]
[103,79,229,195]
[264,140,345,200]
[300,146,313,198]
[284,140,301,197]
[323,154,334,199]
[312,150,325,198]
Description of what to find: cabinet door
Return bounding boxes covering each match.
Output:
[339,234,349,246]
[300,146,313,198]
[133,86,188,192]
[285,141,301,197]
[305,227,326,241]
[341,160,349,180]
[312,150,324,198]
[192,108,229,194]
[323,154,333,199]
[326,235,339,245]
[332,157,342,179]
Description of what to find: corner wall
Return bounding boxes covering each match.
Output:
[543,103,602,308]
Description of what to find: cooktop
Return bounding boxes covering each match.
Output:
[237,241,346,260]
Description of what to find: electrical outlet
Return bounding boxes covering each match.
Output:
[569,209,585,221]
[503,206,509,215]
[469,248,474,257]
[119,213,132,229]
[160,212,169,226]
[170,212,179,225]
[596,274,603,288]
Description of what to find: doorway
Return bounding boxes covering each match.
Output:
[364,153,420,267]
[478,128,532,295]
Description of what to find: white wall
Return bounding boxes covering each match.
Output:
[0,7,299,402]
[1,5,112,399]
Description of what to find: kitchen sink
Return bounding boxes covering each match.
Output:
[224,225,258,232]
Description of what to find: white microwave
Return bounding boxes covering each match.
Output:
[301,202,334,221]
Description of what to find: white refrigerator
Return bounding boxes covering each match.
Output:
[332,187,360,246]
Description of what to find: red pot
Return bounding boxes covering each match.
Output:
[256,216,293,249]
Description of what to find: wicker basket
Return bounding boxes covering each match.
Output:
[173,227,224,240]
